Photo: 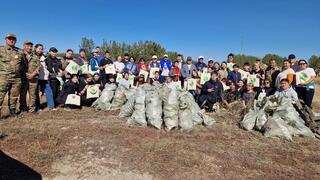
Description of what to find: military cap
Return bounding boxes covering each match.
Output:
[5,33,17,39]
[49,47,58,53]
[23,40,33,45]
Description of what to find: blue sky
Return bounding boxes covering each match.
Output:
[1,0,319,60]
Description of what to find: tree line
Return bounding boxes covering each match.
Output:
[79,37,320,72]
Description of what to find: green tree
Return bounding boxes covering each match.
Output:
[79,37,95,55]
[234,54,259,67]
[309,55,320,73]
[262,54,284,65]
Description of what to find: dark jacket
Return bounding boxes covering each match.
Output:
[45,55,62,79]
[228,71,241,84]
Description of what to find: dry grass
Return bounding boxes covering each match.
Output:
[1,106,320,179]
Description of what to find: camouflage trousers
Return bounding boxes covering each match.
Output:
[20,78,39,112]
[0,76,21,114]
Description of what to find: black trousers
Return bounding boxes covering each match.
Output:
[49,79,60,107]
[295,86,315,108]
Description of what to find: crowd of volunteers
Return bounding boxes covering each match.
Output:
[0,33,317,117]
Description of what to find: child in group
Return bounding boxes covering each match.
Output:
[78,74,97,107]
[237,79,245,95]
[93,73,103,90]
[241,83,256,108]
[187,69,202,100]
[262,79,275,97]
[150,71,161,85]
[223,81,241,104]
[118,72,131,89]
[57,74,80,110]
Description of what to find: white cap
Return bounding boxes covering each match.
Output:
[152,55,158,59]
[198,56,204,59]
[163,54,168,58]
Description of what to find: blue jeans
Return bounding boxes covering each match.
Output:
[44,82,54,108]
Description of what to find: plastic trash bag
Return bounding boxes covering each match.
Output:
[127,87,147,126]
[178,100,194,131]
[92,84,117,111]
[240,108,258,131]
[111,85,128,110]
[255,109,268,131]
[162,86,179,131]
[119,96,135,118]
[262,115,293,141]
[145,89,163,129]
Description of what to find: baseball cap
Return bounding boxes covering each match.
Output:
[5,33,17,39]
[152,55,158,59]
[23,40,33,46]
[288,54,296,60]
[49,47,58,53]
[187,56,192,61]
[198,56,204,59]
[163,54,168,58]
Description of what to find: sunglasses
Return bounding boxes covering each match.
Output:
[7,37,16,41]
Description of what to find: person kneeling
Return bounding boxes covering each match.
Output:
[198,71,224,112]
[57,74,81,110]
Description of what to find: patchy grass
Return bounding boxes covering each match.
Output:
[0,88,319,179]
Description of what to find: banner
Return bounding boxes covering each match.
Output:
[65,94,81,106]
[86,85,100,99]
[187,78,197,91]
[173,81,182,90]
[149,67,160,79]
[247,74,260,87]
[200,72,211,85]
[65,60,79,75]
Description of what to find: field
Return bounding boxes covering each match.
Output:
[0,86,320,179]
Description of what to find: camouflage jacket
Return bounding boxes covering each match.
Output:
[0,45,23,78]
[21,52,41,78]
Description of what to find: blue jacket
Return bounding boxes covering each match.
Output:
[90,57,100,71]
[124,62,138,75]
[160,59,172,70]
[228,71,242,83]
[181,63,197,78]
[195,62,207,71]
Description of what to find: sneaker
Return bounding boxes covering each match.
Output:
[49,108,58,111]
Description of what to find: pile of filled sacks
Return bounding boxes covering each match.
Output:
[93,84,215,131]
[240,95,315,141]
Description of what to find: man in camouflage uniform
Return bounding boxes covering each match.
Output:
[20,41,40,113]
[0,33,23,116]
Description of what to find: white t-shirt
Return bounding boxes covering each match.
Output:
[39,55,50,80]
[296,67,316,88]
[275,68,295,87]
[114,61,125,73]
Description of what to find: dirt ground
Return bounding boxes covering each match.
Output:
[1,88,320,179]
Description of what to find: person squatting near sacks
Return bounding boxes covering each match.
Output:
[0,33,318,133]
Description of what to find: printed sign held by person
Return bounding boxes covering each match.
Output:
[86,85,100,99]
[65,60,80,75]
[66,94,81,106]
[105,64,116,74]
[149,67,160,79]
[187,78,197,91]
[247,74,260,87]
[200,72,211,85]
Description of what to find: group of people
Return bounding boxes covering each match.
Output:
[0,33,317,117]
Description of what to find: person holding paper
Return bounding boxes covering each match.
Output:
[57,74,80,109]
[45,47,63,106]
[124,57,138,76]
[114,56,125,73]
[78,74,97,107]
[198,71,224,112]
[149,55,160,69]
[159,54,172,81]
[137,58,148,73]
[295,59,316,107]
